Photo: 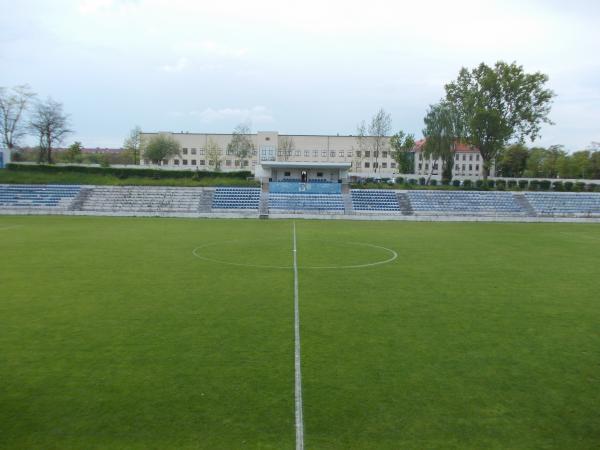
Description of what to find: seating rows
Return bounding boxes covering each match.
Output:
[407,191,525,215]
[351,190,400,212]
[269,193,344,212]
[0,185,81,209]
[81,186,202,212]
[524,192,600,216]
[212,187,260,210]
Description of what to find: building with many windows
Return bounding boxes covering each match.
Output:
[139,131,491,179]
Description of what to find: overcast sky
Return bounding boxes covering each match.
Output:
[2,0,599,150]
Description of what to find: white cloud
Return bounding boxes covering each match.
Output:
[159,57,189,73]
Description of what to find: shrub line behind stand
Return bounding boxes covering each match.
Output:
[352,177,600,192]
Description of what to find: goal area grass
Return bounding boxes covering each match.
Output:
[1,216,599,449]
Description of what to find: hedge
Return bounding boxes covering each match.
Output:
[6,163,251,180]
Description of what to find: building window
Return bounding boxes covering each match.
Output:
[373,162,379,168]
[313,150,318,157]
[182,148,188,154]
[339,151,344,157]
[382,151,387,158]
[330,151,335,157]
[476,165,479,170]
[391,162,396,168]
[265,137,270,141]
[235,160,240,166]
[183,160,188,165]
[284,171,291,176]
[469,155,473,161]
[462,154,466,161]
[355,162,361,168]
[469,164,473,171]
[278,151,283,156]
[347,151,352,157]
[294,150,300,156]
[382,162,387,168]
[191,159,196,165]
[364,162,370,168]
[476,154,480,161]
[374,151,379,158]
[462,164,466,171]
[455,154,459,160]
[199,160,205,165]
[191,148,197,155]
[226,160,232,166]
[174,159,180,165]
[316,172,323,177]
[425,163,429,170]
[321,151,327,157]
[199,149,205,155]
[243,160,249,166]
[356,151,361,157]
[365,151,371,157]
[304,150,309,157]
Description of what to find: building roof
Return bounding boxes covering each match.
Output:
[259,161,351,170]
[414,139,480,153]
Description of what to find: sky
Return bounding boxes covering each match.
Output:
[1,0,599,150]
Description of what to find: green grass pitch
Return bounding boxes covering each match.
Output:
[1,216,599,449]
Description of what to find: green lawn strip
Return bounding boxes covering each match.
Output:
[0,170,259,187]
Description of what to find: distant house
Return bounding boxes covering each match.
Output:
[412,139,494,178]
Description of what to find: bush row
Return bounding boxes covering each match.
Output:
[6,163,252,180]
[384,177,600,192]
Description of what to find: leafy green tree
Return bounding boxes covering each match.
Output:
[64,141,83,163]
[123,125,142,164]
[498,144,529,177]
[143,134,181,164]
[445,61,554,179]
[227,123,255,166]
[390,131,415,174]
[422,101,462,183]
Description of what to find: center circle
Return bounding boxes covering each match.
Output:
[191,238,397,270]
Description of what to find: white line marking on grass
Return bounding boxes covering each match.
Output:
[192,240,398,270]
[293,221,305,450]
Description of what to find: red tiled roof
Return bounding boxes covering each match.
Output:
[414,139,479,153]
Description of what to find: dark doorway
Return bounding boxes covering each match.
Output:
[301,170,307,183]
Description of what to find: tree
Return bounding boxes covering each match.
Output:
[123,125,142,164]
[367,108,392,173]
[497,144,529,177]
[278,136,295,161]
[205,138,222,170]
[63,141,83,163]
[445,61,554,179]
[227,123,254,167]
[390,131,415,174]
[422,102,463,183]
[143,134,181,164]
[0,85,36,152]
[28,98,72,164]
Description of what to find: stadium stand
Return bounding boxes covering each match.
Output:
[268,193,344,213]
[80,186,203,213]
[0,185,81,210]
[351,189,401,212]
[407,191,527,216]
[524,192,600,216]
[212,187,260,210]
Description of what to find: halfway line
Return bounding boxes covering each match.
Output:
[293,221,304,450]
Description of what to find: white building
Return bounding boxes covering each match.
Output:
[139,131,490,179]
[0,148,10,169]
